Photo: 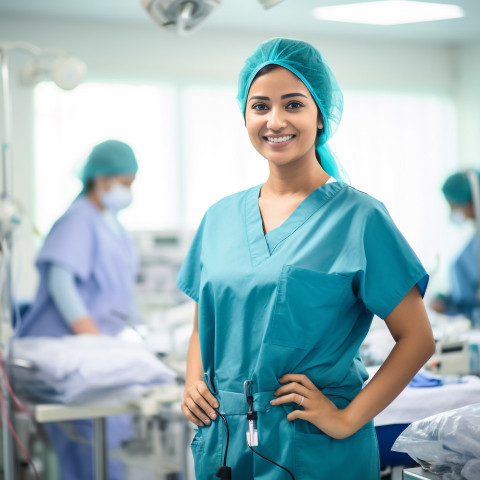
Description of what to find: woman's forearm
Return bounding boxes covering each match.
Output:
[186,330,204,388]
[182,304,219,426]
[185,304,204,389]
[343,330,435,434]
[344,287,435,435]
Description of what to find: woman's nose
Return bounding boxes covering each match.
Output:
[267,107,287,131]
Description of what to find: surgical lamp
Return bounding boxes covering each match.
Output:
[141,0,222,35]
[142,0,284,35]
[258,0,284,8]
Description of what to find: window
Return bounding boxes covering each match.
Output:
[34,82,178,234]
[34,83,458,291]
[330,91,458,284]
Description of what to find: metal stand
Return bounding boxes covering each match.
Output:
[0,45,17,480]
[93,418,108,480]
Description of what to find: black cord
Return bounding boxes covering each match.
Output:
[216,410,230,467]
[215,407,295,480]
[248,445,296,480]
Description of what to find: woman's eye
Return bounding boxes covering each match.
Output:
[252,103,268,111]
[286,101,303,110]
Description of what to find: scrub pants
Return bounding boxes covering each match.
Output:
[191,390,380,480]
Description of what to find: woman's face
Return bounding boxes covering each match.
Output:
[95,174,135,193]
[245,67,323,167]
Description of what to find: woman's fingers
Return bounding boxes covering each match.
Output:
[182,380,219,426]
[270,392,307,407]
[286,408,309,422]
[196,381,220,410]
[273,381,310,398]
[181,401,206,427]
[278,373,316,390]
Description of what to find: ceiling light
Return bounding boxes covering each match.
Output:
[258,0,284,8]
[313,1,465,26]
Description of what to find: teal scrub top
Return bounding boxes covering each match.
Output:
[177,181,428,479]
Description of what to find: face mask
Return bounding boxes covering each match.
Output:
[450,210,467,225]
[100,184,133,212]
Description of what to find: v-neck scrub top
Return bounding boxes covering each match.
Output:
[177,181,428,480]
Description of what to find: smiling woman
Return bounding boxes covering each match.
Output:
[178,37,435,480]
[245,67,322,173]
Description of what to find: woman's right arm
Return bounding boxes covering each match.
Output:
[48,263,100,335]
[181,303,218,426]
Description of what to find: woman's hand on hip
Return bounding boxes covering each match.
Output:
[182,380,219,427]
[270,373,353,439]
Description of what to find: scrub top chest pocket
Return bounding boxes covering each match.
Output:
[268,265,357,350]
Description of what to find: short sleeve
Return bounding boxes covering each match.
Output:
[37,207,94,281]
[176,215,207,303]
[357,203,429,319]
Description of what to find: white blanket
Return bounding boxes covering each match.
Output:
[10,335,177,405]
[368,366,480,426]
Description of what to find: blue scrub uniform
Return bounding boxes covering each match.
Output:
[446,234,478,317]
[177,181,428,480]
[16,195,137,480]
[17,195,138,337]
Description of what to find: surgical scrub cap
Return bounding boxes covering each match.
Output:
[442,171,480,205]
[237,38,345,180]
[80,140,138,189]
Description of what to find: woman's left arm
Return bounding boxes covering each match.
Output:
[271,285,436,439]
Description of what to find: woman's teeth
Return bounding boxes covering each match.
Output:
[267,135,293,143]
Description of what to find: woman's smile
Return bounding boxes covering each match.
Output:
[264,134,296,146]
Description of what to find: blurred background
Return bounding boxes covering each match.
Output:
[0,0,478,301]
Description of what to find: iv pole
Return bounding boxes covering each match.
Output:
[0,43,19,480]
[0,42,86,479]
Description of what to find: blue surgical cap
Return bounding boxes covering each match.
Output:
[80,140,138,189]
[237,38,345,181]
[442,171,480,205]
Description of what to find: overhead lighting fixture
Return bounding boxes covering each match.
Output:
[258,0,284,8]
[313,1,465,26]
[142,0,221,35]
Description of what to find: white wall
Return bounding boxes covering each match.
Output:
[456,41,480,167]
[0,15,475,297]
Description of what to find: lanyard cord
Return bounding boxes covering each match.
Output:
[216,411,232,479]
[248,444,296,480]
[215,409,296,480]
[217,411,230,467]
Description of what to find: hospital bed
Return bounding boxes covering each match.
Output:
[402,468,442,480]
[29,383,186,480]
[369,362,480,479]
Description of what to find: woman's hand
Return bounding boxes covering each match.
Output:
[270,373,353,439]
[182,380,219,427]
[429,296,446,314]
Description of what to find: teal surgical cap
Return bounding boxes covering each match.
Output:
[237,37,345,181]
[442,171,480,205]
[80,140,138,188]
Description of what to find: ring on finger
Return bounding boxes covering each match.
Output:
[299,395,305,407]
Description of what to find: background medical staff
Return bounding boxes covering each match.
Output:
[15,139,139,480]
[178,38,435,480]
[430,170,480,319]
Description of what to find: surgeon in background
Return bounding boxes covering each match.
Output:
[430,170,480,319]
[16,139,139,480]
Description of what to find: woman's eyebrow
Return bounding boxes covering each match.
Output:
[249,92,308,102]
[281,93,308,99]
[249,95,269,102]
